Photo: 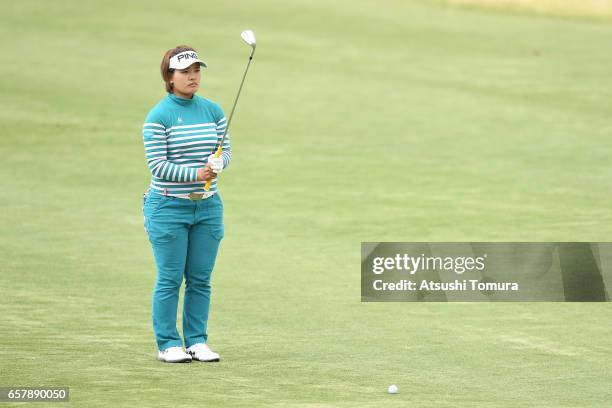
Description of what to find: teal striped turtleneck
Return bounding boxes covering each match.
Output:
[142,93,232,198]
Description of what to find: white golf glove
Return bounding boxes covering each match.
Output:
[207,154,224,174]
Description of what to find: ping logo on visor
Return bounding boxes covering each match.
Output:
[169,51,207,70]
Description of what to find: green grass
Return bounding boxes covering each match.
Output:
[1,0,612,406]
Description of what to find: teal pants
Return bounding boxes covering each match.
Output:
[143,191,224,351]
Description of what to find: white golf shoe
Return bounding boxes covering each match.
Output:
[157,346,192,363]
[186,343,220,362]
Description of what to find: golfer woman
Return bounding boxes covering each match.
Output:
[141,45,230,363]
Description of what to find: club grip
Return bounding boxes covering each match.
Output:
[204,146,223,191]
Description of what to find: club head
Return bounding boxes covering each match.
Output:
[241,29,256,48]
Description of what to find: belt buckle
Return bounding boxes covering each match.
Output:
[188,192,205,201]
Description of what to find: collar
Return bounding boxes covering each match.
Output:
[168,92,196,106]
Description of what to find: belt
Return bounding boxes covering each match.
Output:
[188,192,215,201]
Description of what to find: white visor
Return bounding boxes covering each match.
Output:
[169,51,207,70]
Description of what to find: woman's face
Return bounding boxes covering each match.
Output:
[172,63,201,98]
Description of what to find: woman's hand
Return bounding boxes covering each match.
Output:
[208,154,224,174]
[197,164,217,181]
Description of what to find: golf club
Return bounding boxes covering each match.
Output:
[205,29,257,191]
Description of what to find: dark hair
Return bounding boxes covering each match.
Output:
[160,45,197,93]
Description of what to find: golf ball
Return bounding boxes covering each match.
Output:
[388,384,398,394]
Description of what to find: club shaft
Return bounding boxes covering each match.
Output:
[220,47,255,146]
